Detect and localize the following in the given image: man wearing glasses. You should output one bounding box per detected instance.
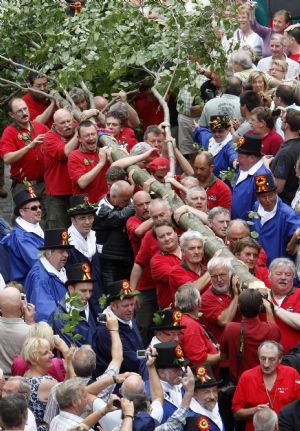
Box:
[0,183,44,285]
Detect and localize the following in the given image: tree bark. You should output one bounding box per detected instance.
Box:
[99,135,266,290]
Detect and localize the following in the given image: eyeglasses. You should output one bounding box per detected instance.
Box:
[13,107,29,115]
[22,205,42,211]
[210,273,228,280]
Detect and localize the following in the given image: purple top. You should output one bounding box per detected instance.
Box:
[250,20,274,57]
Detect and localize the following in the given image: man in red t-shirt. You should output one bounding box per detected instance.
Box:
[174,283,220,366]
[249,107,283,156]
[43,109,78,228]
[0,98,48,223]
[193,151,232,210]
[201,256,239,343]
[105,110,138,153]
[150,220,182,310]
[68,120,110,203]
[22,73,56,128]
[232,341,300,431]
[269,257,300,354]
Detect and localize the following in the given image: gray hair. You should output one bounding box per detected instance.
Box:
[179,230,204,250]
[270,33,285,45]
[72,345,96,377]
[69,87,88,103]
[130,142,152,156]
[56,377,86,410]
[149,198,171,213]
[269,258,295,277]
[186,186,206,199]
[207,207,230,223]
[258,340,283,359]
[227,219,250,235]
[207,256,233,277]
[231,50,253,70]
[253,407,278,431]
[175,283,200,312]
[6,377,31,397]
[110,180,131,197]
[38,249,52,259]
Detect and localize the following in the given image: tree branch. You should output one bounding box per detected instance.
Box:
[80,81,95,109]
[0,77,56,100]
[163,11,181,100]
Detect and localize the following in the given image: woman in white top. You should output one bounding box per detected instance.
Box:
[233,5,263,61]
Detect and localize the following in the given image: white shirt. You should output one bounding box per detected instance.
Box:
[236,159,264,185]
[190,398,223,431]
[26,408,37,431]
[40,256,67,284]
[161,381,183,408]
[16,216,44,239]
[257,55,300,80]
[257,197,278,226]
[50,411,86,431]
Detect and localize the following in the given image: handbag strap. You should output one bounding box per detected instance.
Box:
[236,322,245,381]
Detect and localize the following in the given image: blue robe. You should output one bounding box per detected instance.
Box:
[0,224,44,285]
[48,298,97,347]
[145,380,185,424]
[25,260,67,322]
[92,319,148,380]
[232,164,270,220]
[251,198,300,266]
[66,248,103,316]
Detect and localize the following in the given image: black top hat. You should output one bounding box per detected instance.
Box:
[209,115,230,130]
[68,194,97,216]
[184,416,212,431]
[191,363,222,389]
[65,262,95,286]
[39,228,73,250]
[254,173,276,194]
[236,133,262,157]
[155,342,189,369]
[106,280,140,303]
[13,181,41,216]
[152,308,187,331]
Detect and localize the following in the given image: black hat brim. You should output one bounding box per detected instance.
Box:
[237,148,263,157]
[65,278,95,287]
[68,207,97,216]
[39,244,74,251]
[194,378,223,389]
[14,196,42,216]
[151,325,187,330]
[107,292,141,303]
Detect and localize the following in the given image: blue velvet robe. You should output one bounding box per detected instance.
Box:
[232,164,270,220]
[251,198,300,266]
[66,248,103,316]
[25,260,67,322]
[92,319,148,380]
[49,298,97,347]
[188,411,225,431]
[0,224,44,285]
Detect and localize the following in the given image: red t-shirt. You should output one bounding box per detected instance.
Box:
[126,215,144,257]
[68,148,109,203]
[23,92,54,128]
[289,53,300,64]
[134,90,164,133]
[135,230,159,291]
[151,252,182,309]
[43,129,73,195]
[232,364,300,431]
[169,261,211,294]
[118,127,138,152]
[261,129,283,157]
[201,288,239,343]
[272,289,300,353]
[206,177,232,210]
[0,121,48,181]
[220,316,281,382]
[180,313,219,365]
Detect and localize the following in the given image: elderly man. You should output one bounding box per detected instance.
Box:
[43,108,78,228]
[232,341,300,431]
[150,308,186,347]
[0,287,34,376]
[268,258,300,354]
[49,262,97,346]
[67,194,103,316]
[207,207,231,243]
[1,183,44,285]
[92,280,147,379]
[169,231,210,294]
[2,377,36,431]
[68,120,110,203]
[253,408,278,431]
[25,228,73,322]
[151,221,182,310]
[175,284,220,366]
[193,152,232,211]
[232,133,271,220]
[201,256,239,343]
[187,363,224,431]
[185,186,207,212]
[251,174,300,266]
[94,180,134,289]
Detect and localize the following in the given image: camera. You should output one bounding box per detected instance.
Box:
[136,350,148,359]
[97,313,107,322]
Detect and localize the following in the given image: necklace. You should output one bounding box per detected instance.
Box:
[263,379,277,409]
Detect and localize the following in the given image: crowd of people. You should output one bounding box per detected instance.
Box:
[1,1,300,431]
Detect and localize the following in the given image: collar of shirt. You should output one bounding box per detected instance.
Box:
[236,158,264,185]
[190,398,223,430]
[104,306,132,328]
[257,197,278,226]
[40,256,67,284]
[208,133,232,156]
[161,380,183,407]
[16,216,44,239]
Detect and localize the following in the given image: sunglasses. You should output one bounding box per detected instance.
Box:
[22,205,42,211]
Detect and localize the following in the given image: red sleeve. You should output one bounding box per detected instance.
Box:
[151,254,173,282]
[181,324,210,364]
[201,289,227,323]
[126,216,140,241]
[68,150,85,182]
[44,131,68,161]
[135,231,158,267]
[232,372,249,412]
[220,187,232,210]
[169,266,194,292]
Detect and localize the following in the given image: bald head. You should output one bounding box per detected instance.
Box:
[110,180,133,208]
[121,374,145,399]
[94,96,109,110]
[0,287,22,317]
[53,109,74,138]
[149,198,172,223]
[227,219,250,244]
[133,191,151,220]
